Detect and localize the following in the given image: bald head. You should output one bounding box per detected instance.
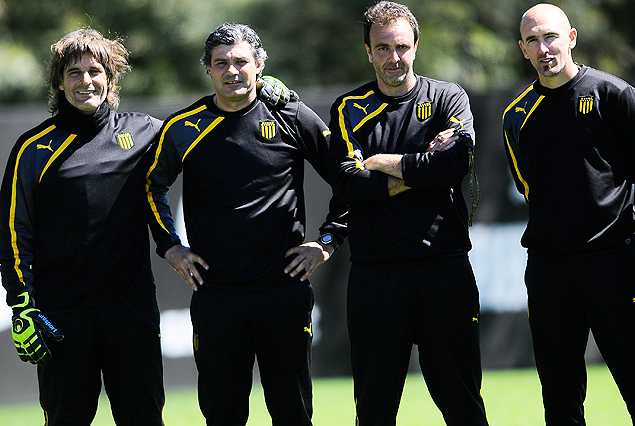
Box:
[518,3,578,88]
[520,3,571,36]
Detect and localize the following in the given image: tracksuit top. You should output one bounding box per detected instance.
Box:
[0,98,162,312]
[328,75,474,268]
[503,66,635,257]
[146,96,347,290]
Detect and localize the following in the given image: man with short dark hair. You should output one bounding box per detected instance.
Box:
[503,3,635,423]
[328,2,487,425]
[146,23,346,426]
[0,27,293,426]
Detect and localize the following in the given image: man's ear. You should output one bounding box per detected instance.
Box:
[365,44,372,63]
[569,27,577,50]
[518,40,530,59]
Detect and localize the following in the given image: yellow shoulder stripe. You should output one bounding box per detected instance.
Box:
[145,105,224,233]
[10,125,61,284]
[504,132,530,200]
[39,134,76,183]
[502,85,544,201]
[337,91,387,169]
[183,116,224,161]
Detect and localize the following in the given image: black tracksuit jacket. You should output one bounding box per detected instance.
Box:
[146,96,347,289]
[328,75,475,268]
[0,102,162,312]
[503,65,635,257]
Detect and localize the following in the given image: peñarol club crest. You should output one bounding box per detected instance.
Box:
[417,102,432,120]
[579,96,594,114]
[260,121,276,139]
[116,133,134,150]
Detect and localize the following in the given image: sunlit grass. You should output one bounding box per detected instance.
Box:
[0,364,629,426]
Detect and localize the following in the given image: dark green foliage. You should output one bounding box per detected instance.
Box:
[1,0,634,104]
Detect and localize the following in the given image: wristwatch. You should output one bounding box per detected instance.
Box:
[318,233,338,251]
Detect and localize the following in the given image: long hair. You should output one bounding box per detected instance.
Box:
[47,28,131,113]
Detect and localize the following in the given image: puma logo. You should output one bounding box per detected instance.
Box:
[36,140,54,152]
[185,119,201,132]
[304,323,313,337]
[472,314,480,323]
[515,102,528,115]
[450,116,465,129]
[353,103,369,115]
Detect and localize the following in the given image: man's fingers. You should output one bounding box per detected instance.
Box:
[429,134,459,152]
[287,258,315,281]
[284,247,301,272]
[299,262,318,281]
[441,141,456,151]
[188,266,205,290]
[165,245,209,290]
[192,253,209,269]
[284,248,313,279]
[183,275,199,291]
[284,242,330,281]
[284,256,306,276]
[180,271,199,291]
[177,263,205,291]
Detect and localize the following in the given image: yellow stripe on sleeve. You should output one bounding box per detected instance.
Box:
[501,86,545,202]
[9,125,57,284]
[145,106,224,233]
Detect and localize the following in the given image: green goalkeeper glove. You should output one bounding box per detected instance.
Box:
[11,292,64,365]
[257,75,299,106]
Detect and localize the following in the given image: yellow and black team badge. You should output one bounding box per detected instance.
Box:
[579,96,594,114]
[260,121,276,139]
[417,102,432,121]
[116,133,134,150]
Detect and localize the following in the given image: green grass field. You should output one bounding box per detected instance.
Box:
[1,364,629,425]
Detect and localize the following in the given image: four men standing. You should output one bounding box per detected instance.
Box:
[2,1,635,425]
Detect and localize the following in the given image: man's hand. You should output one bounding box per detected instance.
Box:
[363,154,411,196]
[165,245,209,291]
[11,292,63,365]
[363,153,404,178]
[428,129,459,152]
[284,241,333,282]
[387,176,411,197]
[257,76,299,106]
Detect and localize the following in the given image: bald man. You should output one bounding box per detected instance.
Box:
[502,4,635,424]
